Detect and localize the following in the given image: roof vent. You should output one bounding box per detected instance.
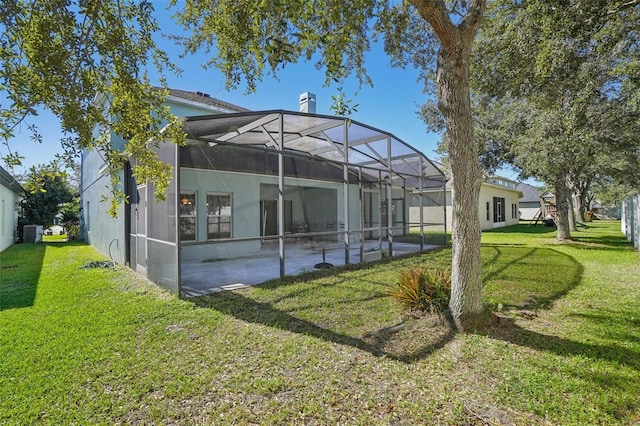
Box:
[196,91,211,98]
[299,92,316,113]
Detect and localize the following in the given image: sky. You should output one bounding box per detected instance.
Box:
[2,2,526,182]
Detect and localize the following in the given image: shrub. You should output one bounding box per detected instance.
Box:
[66,225,80,241]
[388,267,452,313]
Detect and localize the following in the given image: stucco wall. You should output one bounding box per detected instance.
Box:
[0,184,19,252]
[80,146,126,264]
[179,168,366,261]
[519,201,540,221]
[410,182,521,232]
[478,184,521,229]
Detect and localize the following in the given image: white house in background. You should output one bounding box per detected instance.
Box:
[80,89,446,296]
[517,182,544,220]
[0,165,24,252]
[413,175,522,232]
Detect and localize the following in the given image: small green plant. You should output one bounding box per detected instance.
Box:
[388,267,452,313]
[66,224,80,240]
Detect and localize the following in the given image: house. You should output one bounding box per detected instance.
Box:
[0,165,24,252]
[81,90,447,296]
[517,182,543,220]
[413,175,522,232]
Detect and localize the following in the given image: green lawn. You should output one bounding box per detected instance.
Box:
[1,222,638,424]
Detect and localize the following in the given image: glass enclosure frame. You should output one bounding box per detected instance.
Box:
[132,110,446,296]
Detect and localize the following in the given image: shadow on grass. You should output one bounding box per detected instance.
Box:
[483,223,557,235]
[0,243,46,310]
[192,290,456,363]
[486,315,640,372]
[482,245,584,310]
[191,244,587,363]
[191,240,583,363]
[564,232,636,251]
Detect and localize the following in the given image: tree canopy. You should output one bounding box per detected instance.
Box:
[0,0,185,214]
[19,161,75,228]
[470,0,640,237]
[173,0,493,330]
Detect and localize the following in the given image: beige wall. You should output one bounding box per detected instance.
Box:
[0,184,19,252]
[410,182,521,232]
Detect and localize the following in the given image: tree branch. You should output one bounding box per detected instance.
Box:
[459,0,486,40]
[411,0,457,50]
[607,0,640,15]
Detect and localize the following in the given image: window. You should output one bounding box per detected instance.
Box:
[180,192,197,241]
[486,202,490,221]
[493,197,505,223]
[512,203,518,219]
[207,193,232,239]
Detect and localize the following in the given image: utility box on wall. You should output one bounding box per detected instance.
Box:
[23,225,43,243]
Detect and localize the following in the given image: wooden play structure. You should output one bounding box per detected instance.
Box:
[530,194,558,226]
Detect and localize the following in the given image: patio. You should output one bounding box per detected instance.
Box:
[180,239,440,297]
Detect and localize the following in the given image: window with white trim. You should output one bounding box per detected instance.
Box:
[179,192,197,241]
[207,193,232,239]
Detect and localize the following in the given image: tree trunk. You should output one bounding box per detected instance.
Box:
[576,180,591,222]
[437,45,493,331]
[555,172,572,240]
[568,193,577,232]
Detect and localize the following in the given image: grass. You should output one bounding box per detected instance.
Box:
[42,234,69,243]
[0,221,639,424]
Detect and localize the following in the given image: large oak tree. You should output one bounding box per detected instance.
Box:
[174,0,493,330]
[471,0,640,239]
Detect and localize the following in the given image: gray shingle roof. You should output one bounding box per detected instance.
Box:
[517,182,542,202]
[166,88,250,113]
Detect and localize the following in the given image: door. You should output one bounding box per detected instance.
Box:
[260,199,293,236]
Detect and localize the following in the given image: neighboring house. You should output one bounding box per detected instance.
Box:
[81,89,446,296]
[414,175,522,231]
[517,182,543,220]
[0,165,24,252]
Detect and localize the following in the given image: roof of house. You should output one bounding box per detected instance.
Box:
[442,175,522,196]
[166,88,250,113]
[0,165,24,194]
[517,182,543,202]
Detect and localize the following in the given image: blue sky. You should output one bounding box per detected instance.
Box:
[3,3,525,182]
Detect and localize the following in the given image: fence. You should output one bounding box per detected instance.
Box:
[621,195,640,252]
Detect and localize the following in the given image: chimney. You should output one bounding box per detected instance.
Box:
[299,92,316,113]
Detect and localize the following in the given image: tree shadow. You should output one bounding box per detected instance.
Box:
[192,285,456,364]
[0,243,46,310]
[482,246,539,283]
[484,315,640,372]
[191,241,589,364]
[563,232,636,251]
[482,245,584,310]
[483,224,557,235]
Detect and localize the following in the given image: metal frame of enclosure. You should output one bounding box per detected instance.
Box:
[128,111,446,296]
